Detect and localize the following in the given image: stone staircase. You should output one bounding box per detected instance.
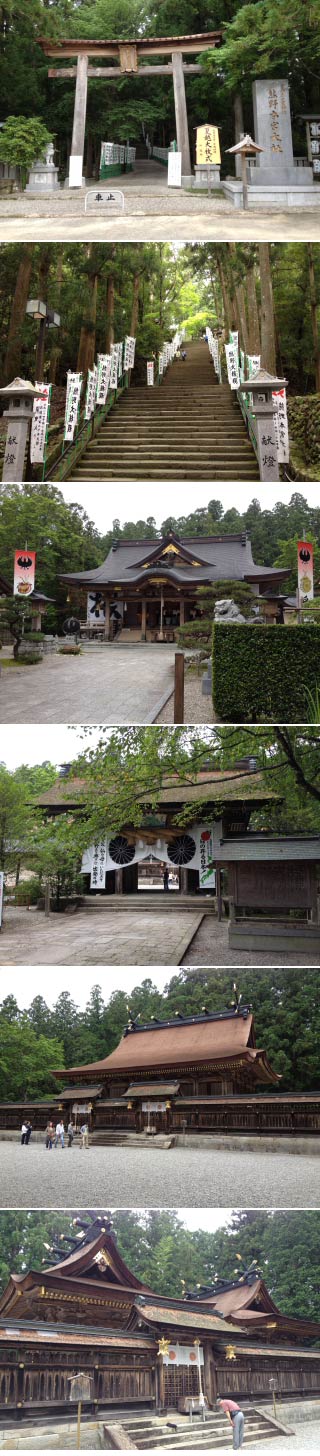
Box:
[71,341,259,481]
[92,1131,175,1149]
[82,894,216,913]
[119,1406,284,1448]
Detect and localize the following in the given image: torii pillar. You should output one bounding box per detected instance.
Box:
[69,53,88,186]
[172,50,192,182]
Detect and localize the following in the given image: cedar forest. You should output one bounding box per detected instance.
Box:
[0,242,319,480]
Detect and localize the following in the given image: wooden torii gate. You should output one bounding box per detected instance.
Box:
[38,32,222,186]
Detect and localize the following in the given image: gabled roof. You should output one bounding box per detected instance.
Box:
[52,1008,280,1086]
[37,766,281,810]
[0,1219,152,1321]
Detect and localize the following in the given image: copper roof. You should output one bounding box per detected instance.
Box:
[54,1010,268,1078]
[136,1302,237,1334]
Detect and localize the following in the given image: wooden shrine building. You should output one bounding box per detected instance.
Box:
[60,530,290,642]
[1,1001,319,1138]
[1,1215,320,1420]
[38,33,222,185]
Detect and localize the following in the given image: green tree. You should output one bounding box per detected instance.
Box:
[0,116,53,189]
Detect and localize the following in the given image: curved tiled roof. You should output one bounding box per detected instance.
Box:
[60,532,289,591]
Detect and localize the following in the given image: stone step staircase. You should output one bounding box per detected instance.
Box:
[92,1130,175,1148]
[82,893,216,913]
[70,341,259,481]
[120,1406,284,1448]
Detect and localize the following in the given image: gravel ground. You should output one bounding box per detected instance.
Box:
[183,917,320,966]
[156,673,215,723]
[1,1142,318,1209]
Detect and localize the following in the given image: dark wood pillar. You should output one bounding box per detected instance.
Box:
[141,597,147,640]
[180,867,188,894]
[179,596,185,626]
[204,1343,217,1406]
[104,598,110,640]
[115,868,123,895]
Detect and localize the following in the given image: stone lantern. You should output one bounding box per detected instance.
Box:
[0,378,46,483]
[238,367,288,481]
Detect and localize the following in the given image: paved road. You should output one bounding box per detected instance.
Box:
[1,1142,317,1209]
[0,906,202,965]
[0,645,174,723]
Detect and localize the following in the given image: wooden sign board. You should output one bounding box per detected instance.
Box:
[196,125,221,165]
[231,861,316,910]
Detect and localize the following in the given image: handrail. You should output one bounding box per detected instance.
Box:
[237,388,259,461]
[44,375,129,482]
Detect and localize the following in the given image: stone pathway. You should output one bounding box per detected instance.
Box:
[0,906,203,965]
[0,645,174,723]
[1,906,316,967]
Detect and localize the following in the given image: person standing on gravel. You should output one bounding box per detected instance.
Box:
[217,1397,245,1449]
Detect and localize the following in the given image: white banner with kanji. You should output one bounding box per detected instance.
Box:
[225,343,240,390]
[96,354,112,405]
[272,389,289,463]
[64,372,82,442]
[147,361,154,386]
[30,384,51,464]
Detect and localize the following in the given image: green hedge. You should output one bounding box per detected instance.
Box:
[212,624,320,722]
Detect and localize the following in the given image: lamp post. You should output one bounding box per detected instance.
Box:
[26,298,60,380]
[0,378,46,482]
[226,134,263,210]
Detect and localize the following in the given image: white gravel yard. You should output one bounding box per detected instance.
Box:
[0,1142,317,1210]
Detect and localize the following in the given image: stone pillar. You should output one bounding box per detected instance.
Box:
[0,389,35,483]
[252,78,313,187]
[104,598,110,640]
[141,597,147,640]
[253,399,280,481]
[179,596,185,626]
[171,51,192,182]
[69,53,88,186]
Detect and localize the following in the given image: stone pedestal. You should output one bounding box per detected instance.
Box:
[26,144,60,194]
[252,79,313,187]
[193,163,221,189]
[222,178,320,209]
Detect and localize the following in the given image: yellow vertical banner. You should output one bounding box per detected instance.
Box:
[196,125,221,164]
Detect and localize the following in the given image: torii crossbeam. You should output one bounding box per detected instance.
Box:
[38,32,222,185]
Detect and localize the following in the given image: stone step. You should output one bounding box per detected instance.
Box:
[74,467,259,480]
[82,894,215,912]
[123,1411,281,1449]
